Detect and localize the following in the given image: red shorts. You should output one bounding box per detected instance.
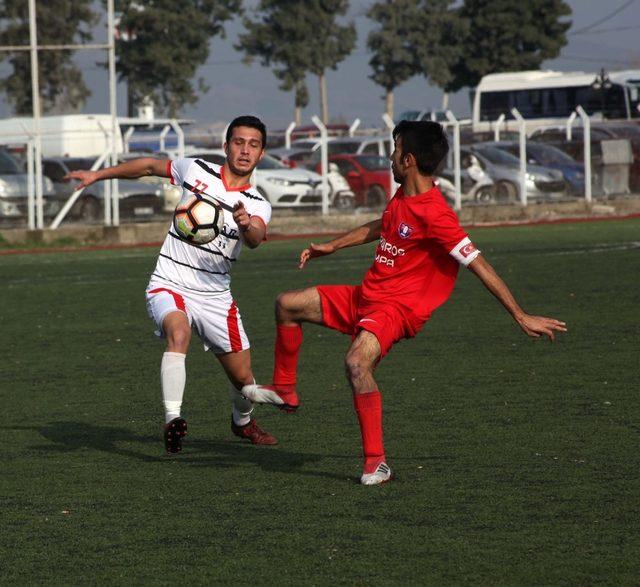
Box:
[317,285,426,358]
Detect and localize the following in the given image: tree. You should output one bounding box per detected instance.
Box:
[0,0,97,115]
[113,0,241,117]
[446,0,572,93]
[307,0,356,124]
[367,0,423,118]
[236,0,311,126]
[238,0,356,125]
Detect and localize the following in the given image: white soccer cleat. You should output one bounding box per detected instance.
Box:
[360,462,393,486]
[240,383,285,406]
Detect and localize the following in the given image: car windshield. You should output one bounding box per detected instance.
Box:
[528,144,576,165]
[475,146,520,166]
[0,149,21,174]
[64,158,96,171]
[257,154,287,170]
[356,155,389,170]
[329,141,361,155]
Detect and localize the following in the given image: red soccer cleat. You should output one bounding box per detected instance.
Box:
[240,383,300,413]
[231,418,278,445]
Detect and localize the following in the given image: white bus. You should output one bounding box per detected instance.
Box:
[472,69,640,133]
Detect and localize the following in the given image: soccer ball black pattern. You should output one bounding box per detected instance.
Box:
[173,194,224,245]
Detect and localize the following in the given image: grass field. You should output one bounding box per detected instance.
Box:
[1,218,639,584]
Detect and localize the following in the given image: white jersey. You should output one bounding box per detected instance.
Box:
[150,158,272,294]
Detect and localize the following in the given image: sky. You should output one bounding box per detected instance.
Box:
[1,0,639,131]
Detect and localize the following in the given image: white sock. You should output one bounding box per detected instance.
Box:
[161,352,186,424]
[229,382,253,427]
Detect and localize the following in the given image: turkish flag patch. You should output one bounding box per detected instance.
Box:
[460,242,477,257]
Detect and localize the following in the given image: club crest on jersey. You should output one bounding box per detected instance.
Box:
[397,222,413,238]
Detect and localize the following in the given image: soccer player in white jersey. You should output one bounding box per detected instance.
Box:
[65,116,278,453]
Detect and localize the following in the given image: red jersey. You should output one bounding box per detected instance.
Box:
[360,185,470,325]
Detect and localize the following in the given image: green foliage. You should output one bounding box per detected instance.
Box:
[114,0,241,117]
[446,0,572,92]
[0,0,97,115]
[367,0,422,92]
[237,0,356,110]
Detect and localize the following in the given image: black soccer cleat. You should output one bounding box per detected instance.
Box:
[164,417,188,454]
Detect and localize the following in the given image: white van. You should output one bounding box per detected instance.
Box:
[0,114,124,158]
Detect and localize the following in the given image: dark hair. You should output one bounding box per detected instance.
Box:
[226,115,267,148]
[392,120,449,175]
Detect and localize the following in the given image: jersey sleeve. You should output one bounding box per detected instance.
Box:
[168,158,195,186]
[425,201,481,266]
[247,196,272,227]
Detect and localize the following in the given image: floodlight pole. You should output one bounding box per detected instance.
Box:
[311,115,329,215]
[107,0,119,226]
[511,108,527,206]
[382,113,398,200]
[284,121,296,149]
[576,106,592,203]
[28,0,44,229]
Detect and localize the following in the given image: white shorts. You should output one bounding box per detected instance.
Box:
[145,281,250,354]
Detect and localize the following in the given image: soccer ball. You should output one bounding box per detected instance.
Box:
[173,194,224,244]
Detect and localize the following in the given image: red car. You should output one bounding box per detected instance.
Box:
[321,154,393,208]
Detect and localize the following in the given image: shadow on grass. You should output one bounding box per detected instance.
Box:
[13,421,355,481]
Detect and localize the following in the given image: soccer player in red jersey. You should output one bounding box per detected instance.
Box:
[242,121,567,485]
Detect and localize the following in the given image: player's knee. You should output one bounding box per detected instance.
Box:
[344,352,372,383]
[275,291,296,320]
[166,325,191,352]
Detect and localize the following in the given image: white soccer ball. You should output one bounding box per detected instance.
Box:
[173,194,224,245]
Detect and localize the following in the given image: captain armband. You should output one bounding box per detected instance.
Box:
[449,237,481,267]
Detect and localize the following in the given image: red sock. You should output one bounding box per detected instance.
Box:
[272,323,302,387]
[353,391,385,473]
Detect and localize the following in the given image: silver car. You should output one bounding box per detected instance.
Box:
[0,148,58,220]
[464,143,567,202]
[43,157,164,221]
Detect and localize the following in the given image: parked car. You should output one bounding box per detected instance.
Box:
[43,157,164,221]
[186,149,325,208]
[270,149,355,209]
[530,125,638,194]
[329,154,392,208]
[396,109,450,123]
[491,141,585,196]
[118,152,183,213]
[460,143,567,202]
[0,148,58,220]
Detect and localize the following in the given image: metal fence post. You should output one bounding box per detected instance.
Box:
[576,106,592,203]
[566,111,577,141]
[381,113,398,200]
[284,121,296,149]
[445,110,462,211]
[348,118,361,137]
[311,115,329,215]
[494,113,505,142]
[510,108,527,206]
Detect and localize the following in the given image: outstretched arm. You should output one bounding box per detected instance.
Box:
[468,254,567,341]
[299,218,382,269]
[64,158,171,189]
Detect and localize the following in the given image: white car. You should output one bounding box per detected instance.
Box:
[269,148,355,209]
[185,149,326,208]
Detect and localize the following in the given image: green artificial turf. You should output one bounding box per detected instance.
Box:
[1,219,639,584]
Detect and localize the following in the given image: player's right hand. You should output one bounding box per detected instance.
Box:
[64,170,101,189]
[299,242,335,269]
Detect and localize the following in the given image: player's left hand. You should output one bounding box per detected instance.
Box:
[233,201,251,231]
[517,314,567,341]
